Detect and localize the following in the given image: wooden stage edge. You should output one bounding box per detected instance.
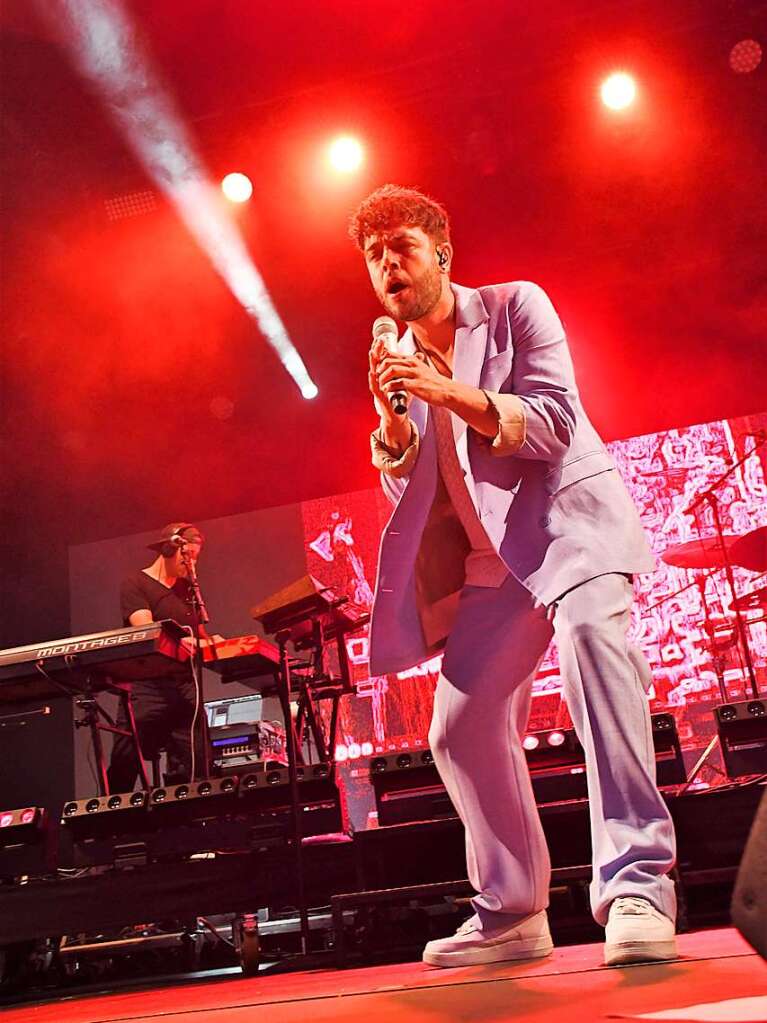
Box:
[5,926,766,1023]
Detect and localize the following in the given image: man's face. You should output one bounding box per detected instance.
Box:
[363,225,444,322]
[172,542,202,578]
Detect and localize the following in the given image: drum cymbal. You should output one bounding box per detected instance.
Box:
[730,525,767,573]
[662,525,767,571]
[731,586,767,613]
[661,536,738,569]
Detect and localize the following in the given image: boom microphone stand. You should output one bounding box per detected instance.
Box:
[181,548,211,780]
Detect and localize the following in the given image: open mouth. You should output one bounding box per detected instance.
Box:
[387,281,408,296]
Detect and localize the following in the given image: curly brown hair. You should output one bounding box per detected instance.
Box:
[349,184,450,251]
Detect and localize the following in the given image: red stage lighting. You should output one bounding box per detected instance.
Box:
[328,136,364,173]
[547,730,567,747]
[600,72,637,110]
[221,172,253,203]
[523,735,540,751]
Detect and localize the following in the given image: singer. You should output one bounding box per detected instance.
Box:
[107,522,214,791]
[350,185,677,968]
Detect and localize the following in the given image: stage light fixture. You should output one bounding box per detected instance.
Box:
[221,172,253,203]
[0,807,43,830]
[600,72,637,110]
[62,791,148,820]
[328,135,364,173]
[524,728,583,771]
[0,807,49,880]
[104,189,157,221]
[729,39,762,74]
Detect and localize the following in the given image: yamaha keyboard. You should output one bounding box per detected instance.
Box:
[0,620,190,702]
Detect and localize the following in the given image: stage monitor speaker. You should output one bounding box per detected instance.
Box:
[714,700,767,778]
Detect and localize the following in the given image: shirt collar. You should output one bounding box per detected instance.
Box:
[451,282,490,330]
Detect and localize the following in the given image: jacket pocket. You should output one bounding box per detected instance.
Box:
[544,449,616,494]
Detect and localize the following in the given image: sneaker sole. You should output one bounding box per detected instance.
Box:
[423,936,554,968]
[604,939,678,966]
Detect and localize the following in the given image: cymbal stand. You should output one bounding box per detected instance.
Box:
[642,576,701,615]
[685,431,767,700]
[705,493,759,699]
[693,575,730,703]
[681,433,766,786]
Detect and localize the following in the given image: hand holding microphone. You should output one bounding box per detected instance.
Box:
[372,316,409,416]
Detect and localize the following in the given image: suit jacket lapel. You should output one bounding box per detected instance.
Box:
[398,284,489,464]
[450,284,490,468]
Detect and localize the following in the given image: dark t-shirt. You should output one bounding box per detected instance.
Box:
[120,569,197,628]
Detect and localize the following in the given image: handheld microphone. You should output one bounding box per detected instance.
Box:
[372,315,409,416]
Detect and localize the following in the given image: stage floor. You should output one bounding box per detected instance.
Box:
[5,927,766,1023]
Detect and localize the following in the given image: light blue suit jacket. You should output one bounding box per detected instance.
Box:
[369,281,655,676]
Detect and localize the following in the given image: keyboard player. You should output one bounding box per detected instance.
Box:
[107,522,220,791]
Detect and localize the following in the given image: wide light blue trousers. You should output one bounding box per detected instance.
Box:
[428,572,677,928]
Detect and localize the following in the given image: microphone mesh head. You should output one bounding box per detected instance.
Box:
[372,316,398,340]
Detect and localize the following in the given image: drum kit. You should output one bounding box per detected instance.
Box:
[640,433,767,788]
[660,521,766,703]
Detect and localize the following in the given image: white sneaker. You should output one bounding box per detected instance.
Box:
[422,910,554,968]
[604,896,678,966]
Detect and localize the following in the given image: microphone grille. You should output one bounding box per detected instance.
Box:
[372,316,398,340]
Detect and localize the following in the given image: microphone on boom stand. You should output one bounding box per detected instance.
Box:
[181,547,210,625]
[180,545,211,778]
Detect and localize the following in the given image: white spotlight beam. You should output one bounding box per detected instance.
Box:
[39,0,318,399]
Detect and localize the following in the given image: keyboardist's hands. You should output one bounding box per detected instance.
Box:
[180,634,226,655]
